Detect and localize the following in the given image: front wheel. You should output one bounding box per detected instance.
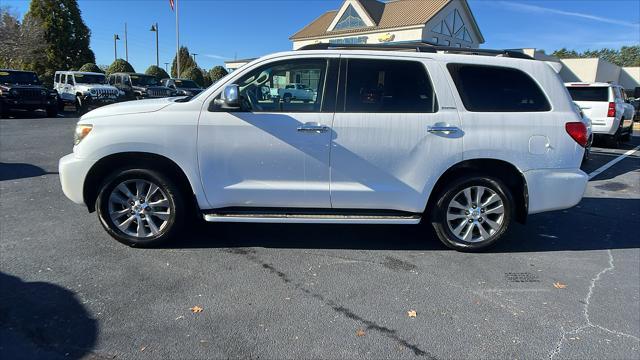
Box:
[46,105,58,118]
[431,176,513,252]
[96,169,186,247]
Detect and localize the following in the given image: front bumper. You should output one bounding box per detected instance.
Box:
[59,153,96,206]
[1,97,56,110]
[524,168,588,214]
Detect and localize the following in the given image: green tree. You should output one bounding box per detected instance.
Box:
[620,46,640,67]
[552,48,581,59]
[0,7,46,70]
[203,71,213,87]
[23,0,95,80]
[171,46,197,78]
[106,59,134,75]
[208,65,229,84]
[552,46,640,67]
[145,65,169,81]
[78,62,103,73]
[181,66,204,87]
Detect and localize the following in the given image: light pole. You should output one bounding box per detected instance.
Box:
[124,23,129,62]
[192,53,198,63]
[113,34,120,61]
[150,23,159,67]
[164,62,169,72]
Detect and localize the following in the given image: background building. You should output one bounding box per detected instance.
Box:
[290,0,484,50]
[521,49,640,95]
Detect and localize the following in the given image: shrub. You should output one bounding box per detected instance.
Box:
[181,66,204,87]
[106,59,134,75]
[78,63,103,73]
[209,66,228,84]
[145,65,169,81]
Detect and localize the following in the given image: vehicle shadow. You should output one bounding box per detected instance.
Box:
[0,162,58,181]
[0,272,98,360]
[168,197,639,253]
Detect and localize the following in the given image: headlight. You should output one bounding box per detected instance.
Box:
[74,124,93,145]
[41,89,47,96]
[10,89,18,96]
[89,89,97,95]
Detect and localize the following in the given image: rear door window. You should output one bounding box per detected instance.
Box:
[566,87,609,102]
[447,64,550,112]
[341,59,438,113]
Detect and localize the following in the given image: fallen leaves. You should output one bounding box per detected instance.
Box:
[356,329,366,337]
[407,310,417,318]
[553,282,567,289]
[190,305,204,313]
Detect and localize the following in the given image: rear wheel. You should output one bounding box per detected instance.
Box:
[621,119,632,142]
[431,176,513,252]
[96,168,186,247]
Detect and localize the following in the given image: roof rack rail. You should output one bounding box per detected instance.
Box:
[297,42,534,60]
[297,42,437,53]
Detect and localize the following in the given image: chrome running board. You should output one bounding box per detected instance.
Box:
[202,211,421,224]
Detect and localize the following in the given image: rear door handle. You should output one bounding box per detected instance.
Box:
[297,122,329,133]
[427,126,459,134]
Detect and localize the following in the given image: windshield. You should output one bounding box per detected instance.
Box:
[0,71,41,85]
[567,87,609,102]
[174,79,199,89]
[74,74,105,84]
[130,75,159,86]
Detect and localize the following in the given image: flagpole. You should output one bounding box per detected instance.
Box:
[175,0,180,78]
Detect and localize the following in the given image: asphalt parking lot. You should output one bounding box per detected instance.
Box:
[1,113,639,360]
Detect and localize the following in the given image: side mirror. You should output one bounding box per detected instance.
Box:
[213,84,240,110]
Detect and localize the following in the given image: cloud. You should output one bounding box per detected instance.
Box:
[498,1,639,28]
[201,54,230,60]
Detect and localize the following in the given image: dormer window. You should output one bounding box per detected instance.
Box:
[334,5,366,30]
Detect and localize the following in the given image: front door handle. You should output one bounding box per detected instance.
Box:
[297,122,329,133]
[427,125,459,134]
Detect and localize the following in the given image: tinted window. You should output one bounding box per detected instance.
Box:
[234,59,327,113]
[447,64,550,112]
[567,87,609,102]
[343,59,438,113]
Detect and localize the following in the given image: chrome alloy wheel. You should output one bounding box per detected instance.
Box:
[446,186,505,243]
[107,179,171,238]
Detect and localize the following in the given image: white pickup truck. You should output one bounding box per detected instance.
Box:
[565,82,634,147]
[277,83,315,103]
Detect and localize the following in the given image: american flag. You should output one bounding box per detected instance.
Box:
[169,0,175,11]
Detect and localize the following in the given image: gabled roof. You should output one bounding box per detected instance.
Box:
[290,0,451,40]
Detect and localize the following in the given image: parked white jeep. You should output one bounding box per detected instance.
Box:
[54,71,122,114]
[565,82,635,147]
[59,44,589,251]
[277,83,315,102]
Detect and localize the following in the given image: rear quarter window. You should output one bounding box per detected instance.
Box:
[447,64,551,112]
[566,87,609,102]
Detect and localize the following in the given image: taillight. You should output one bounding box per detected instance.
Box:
[565,122,587,147]
[607,102,616,117]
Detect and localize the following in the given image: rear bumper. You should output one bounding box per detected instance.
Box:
[591,117,619,135]
[524,168,588,214]
[59,153,95,206]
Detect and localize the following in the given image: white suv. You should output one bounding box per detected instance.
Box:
[59,44,589,251]
[565,82,635,147]
[54,71,122,114]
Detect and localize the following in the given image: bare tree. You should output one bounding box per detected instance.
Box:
[0,7,45,69]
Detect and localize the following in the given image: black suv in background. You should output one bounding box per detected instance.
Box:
[0,69,58,118]
[161,78,204,96]
[107,73,177,100]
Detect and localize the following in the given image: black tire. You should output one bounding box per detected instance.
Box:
[283,93,292,103]
[621,119,632,142]
[46,105,58,118]
[96,168,186,247]
[0,103,7,119]
[75,96,87,116]
[431,175,513,252]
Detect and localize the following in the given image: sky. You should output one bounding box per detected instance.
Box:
[3,0,639,72]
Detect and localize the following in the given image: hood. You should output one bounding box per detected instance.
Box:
[133,85,170,91]
[80,97,174,120]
